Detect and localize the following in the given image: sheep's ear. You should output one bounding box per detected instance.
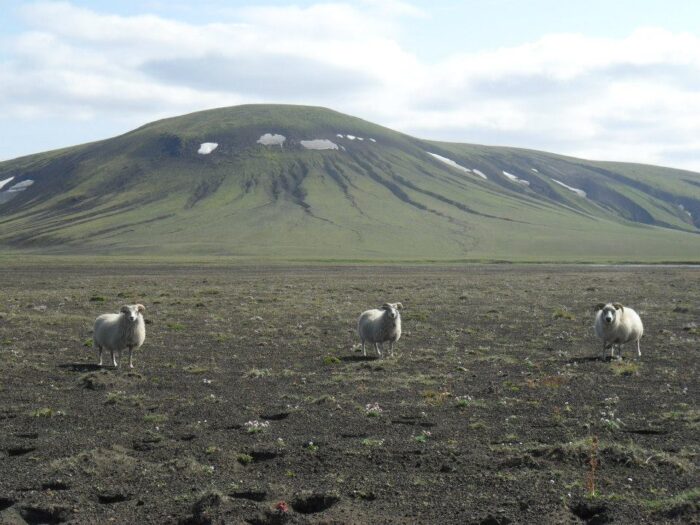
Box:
[394,302,403,310]
[613,302,624,311]
[120,305,130,313]
[594,303,605,311]
[381,303,392,310]
[136,304,145,313]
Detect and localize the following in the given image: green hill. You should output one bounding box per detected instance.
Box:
[0,104,699,262]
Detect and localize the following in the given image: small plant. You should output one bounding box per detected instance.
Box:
[364,402,383,417]
[600,409,624,431]
[89,296,106,302]
[244,420,270,433]
[31,407,58,417]
[285,470,296,478]
[83,338,94,348]
[183,365,208,374]
[205,446,221,455]
[421,390,451,405]
[167,322,185,331]
[143,413,168,424]
[413,430,432,443]
[610,361,640,376]
[323,355,341,365]
[553,309,575,320]
[275,501,289,514]
[455,395,486,409]
[304,441,319,452]
[585,436,599,497]
[245,368,272,379]
[361,438,385,447]
[237,453,254,465]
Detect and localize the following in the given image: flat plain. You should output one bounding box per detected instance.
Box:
[0,264,698,524]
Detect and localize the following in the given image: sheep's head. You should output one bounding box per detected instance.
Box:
[381,302,402,320]
[120,304,145,322]
[596,302,622,325]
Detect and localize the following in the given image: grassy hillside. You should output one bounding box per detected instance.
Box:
[0,104,699,262]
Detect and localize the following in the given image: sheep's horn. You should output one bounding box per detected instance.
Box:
[594,303,605,311]
[612,302,624,311]
[394,302,403,310]
[136,304,145,313]
[381,303,392,310]
[120,305,130,313]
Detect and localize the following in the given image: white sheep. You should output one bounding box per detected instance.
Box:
[594,302,643,359]
[93,304,146,368]
[358,302,403,358]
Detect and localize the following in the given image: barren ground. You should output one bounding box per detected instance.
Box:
[0,265,698,524]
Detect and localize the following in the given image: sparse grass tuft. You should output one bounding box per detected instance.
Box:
[610,361,640,376]
[143,413,168,424]
[183,365,208,374]
[553,309,575,320]
[323,355,341,365]
[237,453,254,465]
[245,368,272,379]
[421,390,451,405]
[642,487,700,512]
[31,407,59,417]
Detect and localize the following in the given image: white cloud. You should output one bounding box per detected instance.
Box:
[2,2,699,171]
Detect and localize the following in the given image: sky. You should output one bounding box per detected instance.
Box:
[1,0,700,171]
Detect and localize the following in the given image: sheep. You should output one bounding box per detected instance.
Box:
[594,302,643,360]
[93,304,146,368]
[358,302,403,358]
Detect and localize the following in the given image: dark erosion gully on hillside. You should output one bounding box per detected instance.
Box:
[0,104,699,261]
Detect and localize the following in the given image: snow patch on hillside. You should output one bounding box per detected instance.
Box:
[369,138,376,143]
[301,139,338,150]
[552,179,586,197]
[0,176,14,190]
[531,168,539,173]
[472,169,487,180]
[503,171,530,186]
[427,152,471,173]
[7,179,34,192]
[257,133,286,147]
[198,142,218,154]
[346,135,356,140]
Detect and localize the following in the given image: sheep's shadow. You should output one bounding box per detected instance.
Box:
[58,363,103,372]
[567,355,614,364]
[340,355,378,363]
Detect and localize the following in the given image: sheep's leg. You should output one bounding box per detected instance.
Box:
[617,344,624,360]
[112,349,118,368]
[637,340,641,357]
[362,340,366,357]
[128,346,134,369]
[97,346,103,366]
[375,342,382,357]
[389,341,394,357]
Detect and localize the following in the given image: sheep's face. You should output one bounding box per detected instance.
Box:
[382,303,401,320]
[598,303,622,325]
[120,304,145,322]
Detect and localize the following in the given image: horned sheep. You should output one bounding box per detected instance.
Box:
[93,304,146,368]
[594,302,643,359]
[358,302,403,358]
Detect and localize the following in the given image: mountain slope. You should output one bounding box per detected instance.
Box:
[0,104,699,261]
